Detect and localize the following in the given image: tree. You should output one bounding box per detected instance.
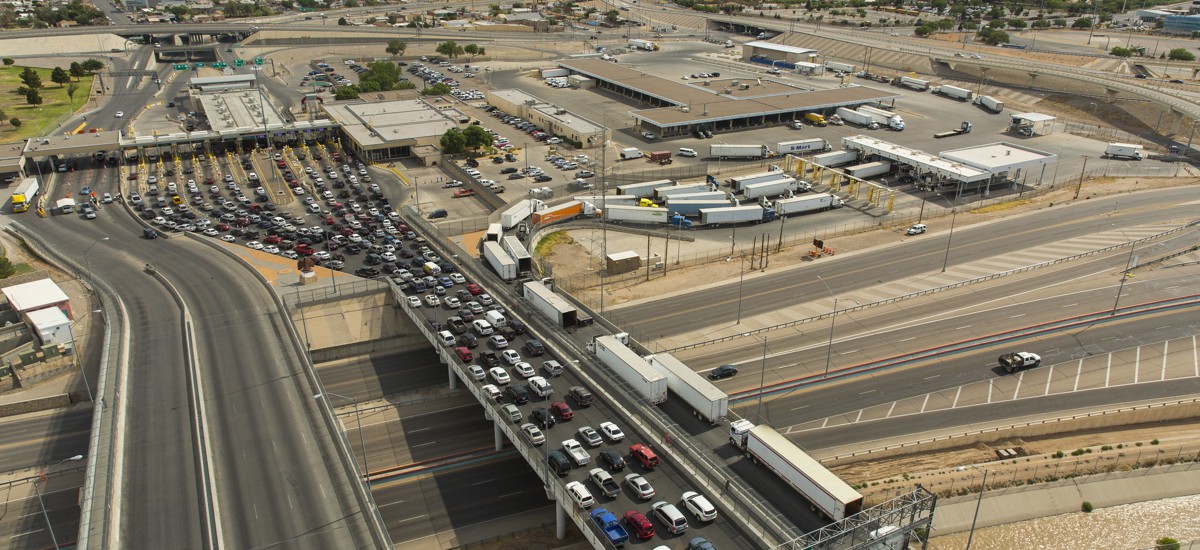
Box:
[81,58,104,72]
[67,83,80,108]
[440,128,467,154]
[463,125,491,150]
[436,40,464,60]
[1052,18,1067,27]
[20,67,43,90]
[914,24,936,37]
[338,16,348,25]
[0,108,5,121]
[1110,46,1135,57]
[1156,538,1180,550]
[1007,18,1027,29]
[386,39,407,57]
[0,256,15,279]
[976,27,1009,45]
[464,44,480,60]
[70,61,86,79]
[51,66,71,87]
[25,88,43,105]
[605,9,619,23]
[1168,48,1196,61]
[9,117,20,128]
[424,82,452,95]
[334,86,360,100]
[1,58,13,66]
[1033,19,1051,28]
[1072,17,1092,28]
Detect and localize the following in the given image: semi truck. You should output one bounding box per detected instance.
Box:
[775,138,831,155]
[773,193,843,216]
[531,200,599,225]
[664,191,728,202]
[742,177,798,199]
[825,61,855,73]
[500,199,545,229]
[974,94,1004,113]
[932,84,973,101]
[574,194,639,207]
[485,223,503,242]
[11,177,39,213]
[812,149,859,167]
[652,182,712,202]
[627,38,659,51]
[523,280,579,328]
[619,147,643,160]
[699,205,776,225]
[501,235,533,274]
[644,353,728,423]
[483,241,518,280]
[845,161,893,179]
[1103,143,1144,161]
[729,169,786,191]
[709,144,770,160]
[665,197,735,217]
[998,351,1041,373]
[729,420,864,521]
[803,113,828,127]
[934,121,973,139]
[895,75,929,91]
[588,334,668,404]
[617,179,675,197]
[835,107,881,130]
[856,105,904,131]
[605,204,671,223]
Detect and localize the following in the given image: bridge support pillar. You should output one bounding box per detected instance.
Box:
[448,364,458,390]
[1105,87,1119,104]
[494,422,503,452]
[556,502,567,539]
[1170,109,1184,135]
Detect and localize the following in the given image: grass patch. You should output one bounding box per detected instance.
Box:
[973,199,1030,214]
[0,66,94,142]
[534,230,571,257]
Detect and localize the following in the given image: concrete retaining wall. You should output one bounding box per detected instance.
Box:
[310,335,425,363]
[0,394,71,418]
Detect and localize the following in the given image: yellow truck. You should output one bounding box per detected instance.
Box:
[803,113,828,127]
[11,177,39,213]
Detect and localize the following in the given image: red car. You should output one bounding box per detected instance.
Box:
[622,510,655,540]
[452,189,475,198]
[215,223,231,231]
[263,235,282,244]
[233,217,251,227]
[323,215,336,225]
[629,444,660,470]
[466,283,483,295]
[551,401,573,421]
[454,346,473,362]
[294,244,315,255]
[127,173,139,180]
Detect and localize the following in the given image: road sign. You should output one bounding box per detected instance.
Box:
[234,59,244,67]
[174,64,188,70]
[254,58,264,65]
[194,62,203,70]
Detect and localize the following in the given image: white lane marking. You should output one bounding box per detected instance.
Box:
[1105,354,1113,387]
[886,401,896,418]
[919,393,930,413]
[952,386,962,408]
[1074,359,1082,392]
[1044,365,1053,396]
[1013,372,1024,400]
[1134,347,1141,384]
[1162,341,1169,381]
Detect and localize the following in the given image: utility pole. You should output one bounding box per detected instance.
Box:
[1074,156,1090,199]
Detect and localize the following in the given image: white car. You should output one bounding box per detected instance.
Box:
[564,481,594,508]
[576,425,602,447]
[599,422,625,442]
[263,245,281,254]
[520,423,545,446]
[477,294,494,306]
[513,362,536,378]
[681,491,718,522]
[625,473,655,500]
[203,228,220,237]
[468,365,486,381]
[482,383,502,401]
[245,241,264,250]
[114,111,124,118]
[489,335,509,349]
[488,367,511,385]
[407,296,422,308]
[424,294,441,307]
[449,273,466,284]
[501,349,521,365]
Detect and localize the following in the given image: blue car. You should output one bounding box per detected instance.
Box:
[438,276,455,288]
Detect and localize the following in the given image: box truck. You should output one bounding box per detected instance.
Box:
[1103,143,1144,160]
[709,144,770,160]
[644,353,728,423]
[856,105,904,130]
[500,199,545,229]
[699,205,776,225]
[932,85,973,101]
[803,113,828,127]
[483,241,518,280]
[730,420,864,521]
[974,94,1004,113]
[523,280,579,328]
[775,138,831,155]
[773,193,843,216]
[619,147,643,160]
[617,179,674,197]
[729,169,786,191]
[835,107,881,130]
[605,204,671,223]
[742,177,797,199]
[845,161,893,179]
[812,150,859,167]
[589,334,668,404]
[501,235,532,274]
[648,151,672,163]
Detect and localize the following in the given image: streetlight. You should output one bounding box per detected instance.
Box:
[82,237,110,289]
[314,392,369,482]
[934,195,958,273]
[1111,225,1136,315]
[35,454,85,550]
[816,276,841,379]
[736,254,746,324]
[68,309,101,404]
[963,465,989,550]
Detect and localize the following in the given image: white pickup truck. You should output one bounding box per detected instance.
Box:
[562,439,590,466]
[998,352,1041,373]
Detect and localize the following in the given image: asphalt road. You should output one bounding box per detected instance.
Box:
[316,348,444,403]
[613,187,1200,342]
[0,409,92,475]
[23,190,374,546]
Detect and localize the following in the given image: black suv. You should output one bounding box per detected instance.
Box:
[506,384,530,404]
[523,339,545,356]
[547,450,571,476]
[568,386,594,407]
[509,319,526,335]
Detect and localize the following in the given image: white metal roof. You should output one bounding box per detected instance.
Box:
[26,306,69,329]
[607,250,640,261]
[940,142,1058,174]
[1010,112,1057,123]
[744,41,817,55]
[842,135,991,182]
[2,278,69,312]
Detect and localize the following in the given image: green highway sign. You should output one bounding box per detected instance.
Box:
[234,59,245,67]
[254,58,264,66]
[194,62,203,69]
[174,64,188,70]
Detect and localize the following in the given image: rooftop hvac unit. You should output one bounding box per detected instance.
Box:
[681,107,690,112]
[723,88,732,94]
[731,80,739,86]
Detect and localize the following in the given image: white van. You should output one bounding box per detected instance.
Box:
[423,261,442,276]
[485,310,507,328]
[678,147,698,157]
[472,319,494,336]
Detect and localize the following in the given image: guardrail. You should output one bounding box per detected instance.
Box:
[666,219,1199,353]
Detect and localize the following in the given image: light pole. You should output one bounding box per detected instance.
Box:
[934,195,958,273]
[35,454,84,550]
[1111,225,1136,315]
[82,237,110,289]
[964,465,989,549]
[68,309,101,403]
[736,254,746,324]
[817,276,838,378]
[315,392,369,481]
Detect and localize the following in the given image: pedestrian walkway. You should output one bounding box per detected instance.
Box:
[645,222,1181,350]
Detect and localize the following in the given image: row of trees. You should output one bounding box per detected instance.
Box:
[4,58,103,107]
[332,61,417,100]
[439,125,493,155]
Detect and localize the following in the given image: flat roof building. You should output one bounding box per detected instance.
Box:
[322,98,458,162]
[2,278,73,320]
[487,89,608,147]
